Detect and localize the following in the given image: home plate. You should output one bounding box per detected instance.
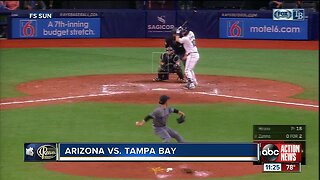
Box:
[152,88,169,91]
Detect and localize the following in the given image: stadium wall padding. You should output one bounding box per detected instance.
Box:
[1,9,318,40]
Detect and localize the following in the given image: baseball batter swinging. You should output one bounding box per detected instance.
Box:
[136,95,185,143]
[175,27,200,89]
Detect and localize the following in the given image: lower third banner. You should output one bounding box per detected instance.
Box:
[24,143,259,162]
[24,143,261,161]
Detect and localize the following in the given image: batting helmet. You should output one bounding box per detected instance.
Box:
[181,27,189,36]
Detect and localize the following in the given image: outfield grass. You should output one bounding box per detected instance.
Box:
[0,103,318,180]
[0,48,318,100]
[0,47,318,180]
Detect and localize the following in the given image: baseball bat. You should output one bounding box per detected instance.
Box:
[180,9,197,28]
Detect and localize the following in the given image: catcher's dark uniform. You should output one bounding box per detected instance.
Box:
[155,51,184,81]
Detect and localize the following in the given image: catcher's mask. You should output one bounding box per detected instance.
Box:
[159,95,170,105]
[166,47,174,54]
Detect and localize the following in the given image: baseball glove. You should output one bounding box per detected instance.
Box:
[176,115,186,124]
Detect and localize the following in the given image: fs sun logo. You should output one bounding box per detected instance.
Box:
[227,20,243,37]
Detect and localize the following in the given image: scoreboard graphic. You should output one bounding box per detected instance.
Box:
[253,125,306,173]
[273,9,305,21]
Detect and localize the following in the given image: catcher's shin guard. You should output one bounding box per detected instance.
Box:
[158,72,169,81]
[173,65,184,80]
[158,65,169,80]
[176,69,184,80]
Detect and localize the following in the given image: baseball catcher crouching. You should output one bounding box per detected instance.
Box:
[153,47,186,82]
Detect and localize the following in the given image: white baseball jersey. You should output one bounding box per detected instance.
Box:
[177,31,198,54]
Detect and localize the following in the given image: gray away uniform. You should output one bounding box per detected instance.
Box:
[145,106,185,143]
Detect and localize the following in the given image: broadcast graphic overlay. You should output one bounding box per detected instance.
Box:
[24,125,306,174]
[24,143,57,162]
[24,143,259,162]
[253,125,305,173]
[273,9,305,21]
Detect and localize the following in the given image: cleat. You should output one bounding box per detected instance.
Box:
[183,83,195,90]
[188,83,196,89]
[153,78,162,82]
[177,78,188,83]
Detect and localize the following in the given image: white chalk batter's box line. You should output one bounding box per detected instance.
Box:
[101,84,147,93]
[0,91,318,108]
[151,52,164,73]
[0,92,128,105]
[190,92,318,108]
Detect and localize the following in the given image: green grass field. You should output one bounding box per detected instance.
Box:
[0,47,319,180]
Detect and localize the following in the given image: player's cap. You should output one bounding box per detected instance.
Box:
[171,27,177,34]
[159,95,170,104]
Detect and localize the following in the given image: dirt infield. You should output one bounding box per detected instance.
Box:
[44,162,261,179]
[0,38,318,50]
[0,74,317,110]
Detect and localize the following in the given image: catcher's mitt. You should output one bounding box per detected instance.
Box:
[176,115,186,124]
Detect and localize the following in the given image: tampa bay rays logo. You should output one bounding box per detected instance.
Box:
[227,20,243,37]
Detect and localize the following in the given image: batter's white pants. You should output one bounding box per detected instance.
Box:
[185,53,199,85]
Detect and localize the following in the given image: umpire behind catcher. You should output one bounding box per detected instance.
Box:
[165,28,186,65]
[136,95,186,143]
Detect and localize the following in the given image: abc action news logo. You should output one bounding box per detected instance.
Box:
[261,144,302,163]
